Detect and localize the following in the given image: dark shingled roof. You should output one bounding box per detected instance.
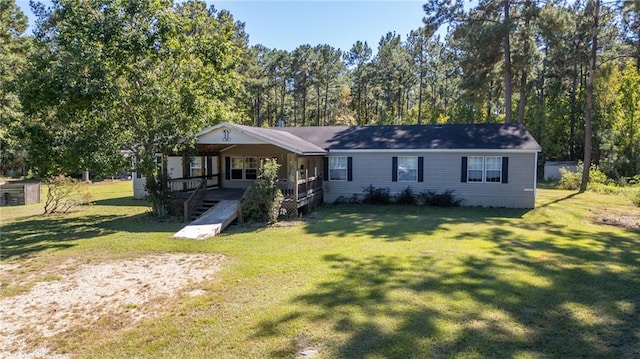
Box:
[273,123,541,151]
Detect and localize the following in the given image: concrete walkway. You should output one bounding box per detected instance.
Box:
[172,200,241,240]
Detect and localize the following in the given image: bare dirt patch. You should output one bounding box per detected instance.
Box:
[270,212,324,228]
[0,253,225,359]
[591,208,640,231]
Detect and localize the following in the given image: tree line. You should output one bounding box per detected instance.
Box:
[234,0,640,185]
[0,0,638,214]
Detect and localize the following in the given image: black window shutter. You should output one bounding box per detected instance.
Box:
[225,157,231,181]
[323,157,329,181]
[418,157,424,182]
[461,157,468,183]
[392,157,398,182]
[502,157,509,183]
[347,157,353,181]
[206,156,213,177]
[183,157,190,178]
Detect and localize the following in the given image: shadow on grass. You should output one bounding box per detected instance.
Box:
[257,205,640,358]
[1,213,178,260]
[93,197,150,207]
[305,204,530,241]
[536,191,580,208]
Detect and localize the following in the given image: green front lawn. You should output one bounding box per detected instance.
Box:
[1,181,639,358]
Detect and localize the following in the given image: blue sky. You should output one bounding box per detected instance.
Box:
[17,1,428,53]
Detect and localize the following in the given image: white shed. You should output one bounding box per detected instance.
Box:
[544,161,578,181]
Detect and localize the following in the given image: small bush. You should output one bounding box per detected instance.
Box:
[558,168,581,190]
[44,175,93,214]
[419,190,461,207]
[362,185,391,205]
[242,159,284,223]
[558,162,610,190]
[632,192,640,207]
[334,194,360,204]
[396,186,416,205]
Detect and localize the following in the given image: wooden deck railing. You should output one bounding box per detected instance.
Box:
[183,179,207,223]
[278,170,323,202]
[297,175,322,201]
[169,174,219,193]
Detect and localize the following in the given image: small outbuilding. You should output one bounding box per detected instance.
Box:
[544,161,579,181]
[0,181,41,206]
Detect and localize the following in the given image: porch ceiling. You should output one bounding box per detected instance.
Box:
[195,144,232,155]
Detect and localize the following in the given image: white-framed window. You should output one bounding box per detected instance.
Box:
[398,156,418,182]
[245,157,258,180]
[231,156,243,180]
[329,156,347,181]
[467,156,484,182]
[190,157,203,177]
[485,156,502,183]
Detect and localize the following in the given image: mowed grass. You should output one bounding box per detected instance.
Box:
[1,181,639,358]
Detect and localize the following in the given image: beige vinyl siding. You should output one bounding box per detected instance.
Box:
[323,151,537,208]
[133,155,183,199]
[167,156,183,179]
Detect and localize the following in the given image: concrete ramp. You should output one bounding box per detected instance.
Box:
[173,200,241,239]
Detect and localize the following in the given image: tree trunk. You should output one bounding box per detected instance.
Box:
[517,9,531,125]
[256,95,262,127]
[316,86,321,126]
[503,0,513,123]
[418,71,424,125]
[580,0,599,192]
[517,70,527,124]
[301,90,307,126]
[364,83,369,124]
[324,80,330,126]
[569,62,578,159]
[280,79,286,122]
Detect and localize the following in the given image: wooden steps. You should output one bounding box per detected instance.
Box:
[191,199,218,220]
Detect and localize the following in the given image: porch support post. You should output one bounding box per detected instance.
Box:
[305,168,309,198]
[294,161,299,203]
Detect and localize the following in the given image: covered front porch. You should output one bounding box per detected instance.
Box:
[167,144,324,221]
[134,122,327,222]
[168,156,323,222]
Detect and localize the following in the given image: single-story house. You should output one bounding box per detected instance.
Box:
[133,122,541,211]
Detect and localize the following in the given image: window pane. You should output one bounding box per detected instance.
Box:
[329,157,347,181]
[245,157,258,169]
[231,157,243,180]
[190,157,202,177]
[245,170,257,180]
[468,157,483,182]
[231,157,243,169]
[398,156,417,182]
[485,156,502,182]
[244,157,258,180]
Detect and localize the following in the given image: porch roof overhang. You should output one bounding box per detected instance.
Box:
[195,144,234,155]
[196,122,328,156]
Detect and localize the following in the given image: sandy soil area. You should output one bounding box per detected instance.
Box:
[591,208,640,231]
[0,253,225,359]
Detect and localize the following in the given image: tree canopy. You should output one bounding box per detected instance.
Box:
[3,0,639,206]
[22,0,245,214]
